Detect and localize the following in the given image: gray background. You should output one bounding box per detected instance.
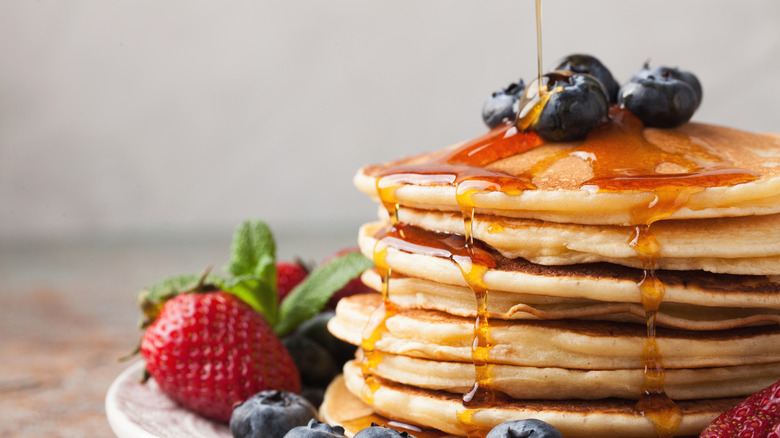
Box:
[2,0,779,258]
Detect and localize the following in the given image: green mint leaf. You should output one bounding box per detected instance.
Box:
[218,275,278,326]
[275,252,373,336]
[225,219,277,288]
[222,219,278,321]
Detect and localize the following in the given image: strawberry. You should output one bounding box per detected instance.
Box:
[132,220,373,423]
[700,378,780,438]
[277,261,309,303]
[141,291,300,422]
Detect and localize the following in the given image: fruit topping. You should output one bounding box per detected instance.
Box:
[282,331,340,388]
[485,419,564,438]
[296,311,356,367]
[141,291,301,423]
[630,63,703,108]
[700,378,780,438]
[283,419,347,438]
[618,63,701,128]
[131,219,373,422]
[482,79,527,129]
[553,53,620,103]
[230,390,317,438]
[277,260,311,303]
[353,423,417,438]
[482,56,704,140]
[518,71,609,142]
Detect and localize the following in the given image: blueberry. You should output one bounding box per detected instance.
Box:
[553,54,620,103]
[630,63,702,108]
[230,391,318,438]
[353,423,417,438]
[299,386,325,409]
[284,419,346,438]
[618,65,700,128]
[482,80,526,129]
[525,72,609,142]
[485,419,564,438]
[283,332,341,388]
[296,311,356,367]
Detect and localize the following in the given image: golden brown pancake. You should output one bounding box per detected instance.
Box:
[387,207,780,275]
[335,360,740,438]
[330,294,780,370]
[358,222,780,309]
[360,270,780,330]
[355,120,780,225]
[356,350,780,400]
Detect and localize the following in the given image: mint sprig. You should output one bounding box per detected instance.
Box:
[275,252,373,336]
[137,218,374,336]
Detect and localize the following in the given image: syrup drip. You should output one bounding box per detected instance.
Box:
[630,224,682,437]
[359,180,402,403]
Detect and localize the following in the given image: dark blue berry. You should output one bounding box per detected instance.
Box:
[283,331,340,388]
[482,80,526,129]
[230,391,317,438]
[485,419,564,438]
[630,63,702,108]
[299,386,325,409]
[353,423,417,438]
[618,65,700,128]
[297,311,356,367]
[529,72,609,142]
[553,54,620,103]
[283,419,346,438]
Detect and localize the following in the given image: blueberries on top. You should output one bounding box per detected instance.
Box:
[481,54,702,139]
[553,53,620,104]
[619,63,702,128]
[482,79,527,129]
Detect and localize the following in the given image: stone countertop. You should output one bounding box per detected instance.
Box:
[0,232,353,437]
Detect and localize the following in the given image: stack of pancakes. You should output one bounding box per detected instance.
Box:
[323,109,780,437]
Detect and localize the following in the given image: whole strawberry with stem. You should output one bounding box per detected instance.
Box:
[141,289,300,422]
[133,219,373,423]
[700,378,780,437]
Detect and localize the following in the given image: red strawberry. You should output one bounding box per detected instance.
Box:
[770,422,780,438]
[322,247,374,309]
[140,291,301,423]
[700,378,780,437]
[276,261,309,302]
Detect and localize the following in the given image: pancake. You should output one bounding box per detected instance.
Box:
[358,350,780,401]
[355,119,780,225]
[360,270,780,330]
[320,375,461,438]
[330,294,780,370]
[358,222,780,309]
[337,360,740,438]
[389,206,780,275]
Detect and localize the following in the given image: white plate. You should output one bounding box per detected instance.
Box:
[105,361,231,438]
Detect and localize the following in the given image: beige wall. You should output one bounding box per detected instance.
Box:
[2,0,779,243]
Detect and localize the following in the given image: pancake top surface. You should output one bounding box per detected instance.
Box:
[356,109,780,224]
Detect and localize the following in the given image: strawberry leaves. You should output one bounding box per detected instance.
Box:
[137,218,373,336]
